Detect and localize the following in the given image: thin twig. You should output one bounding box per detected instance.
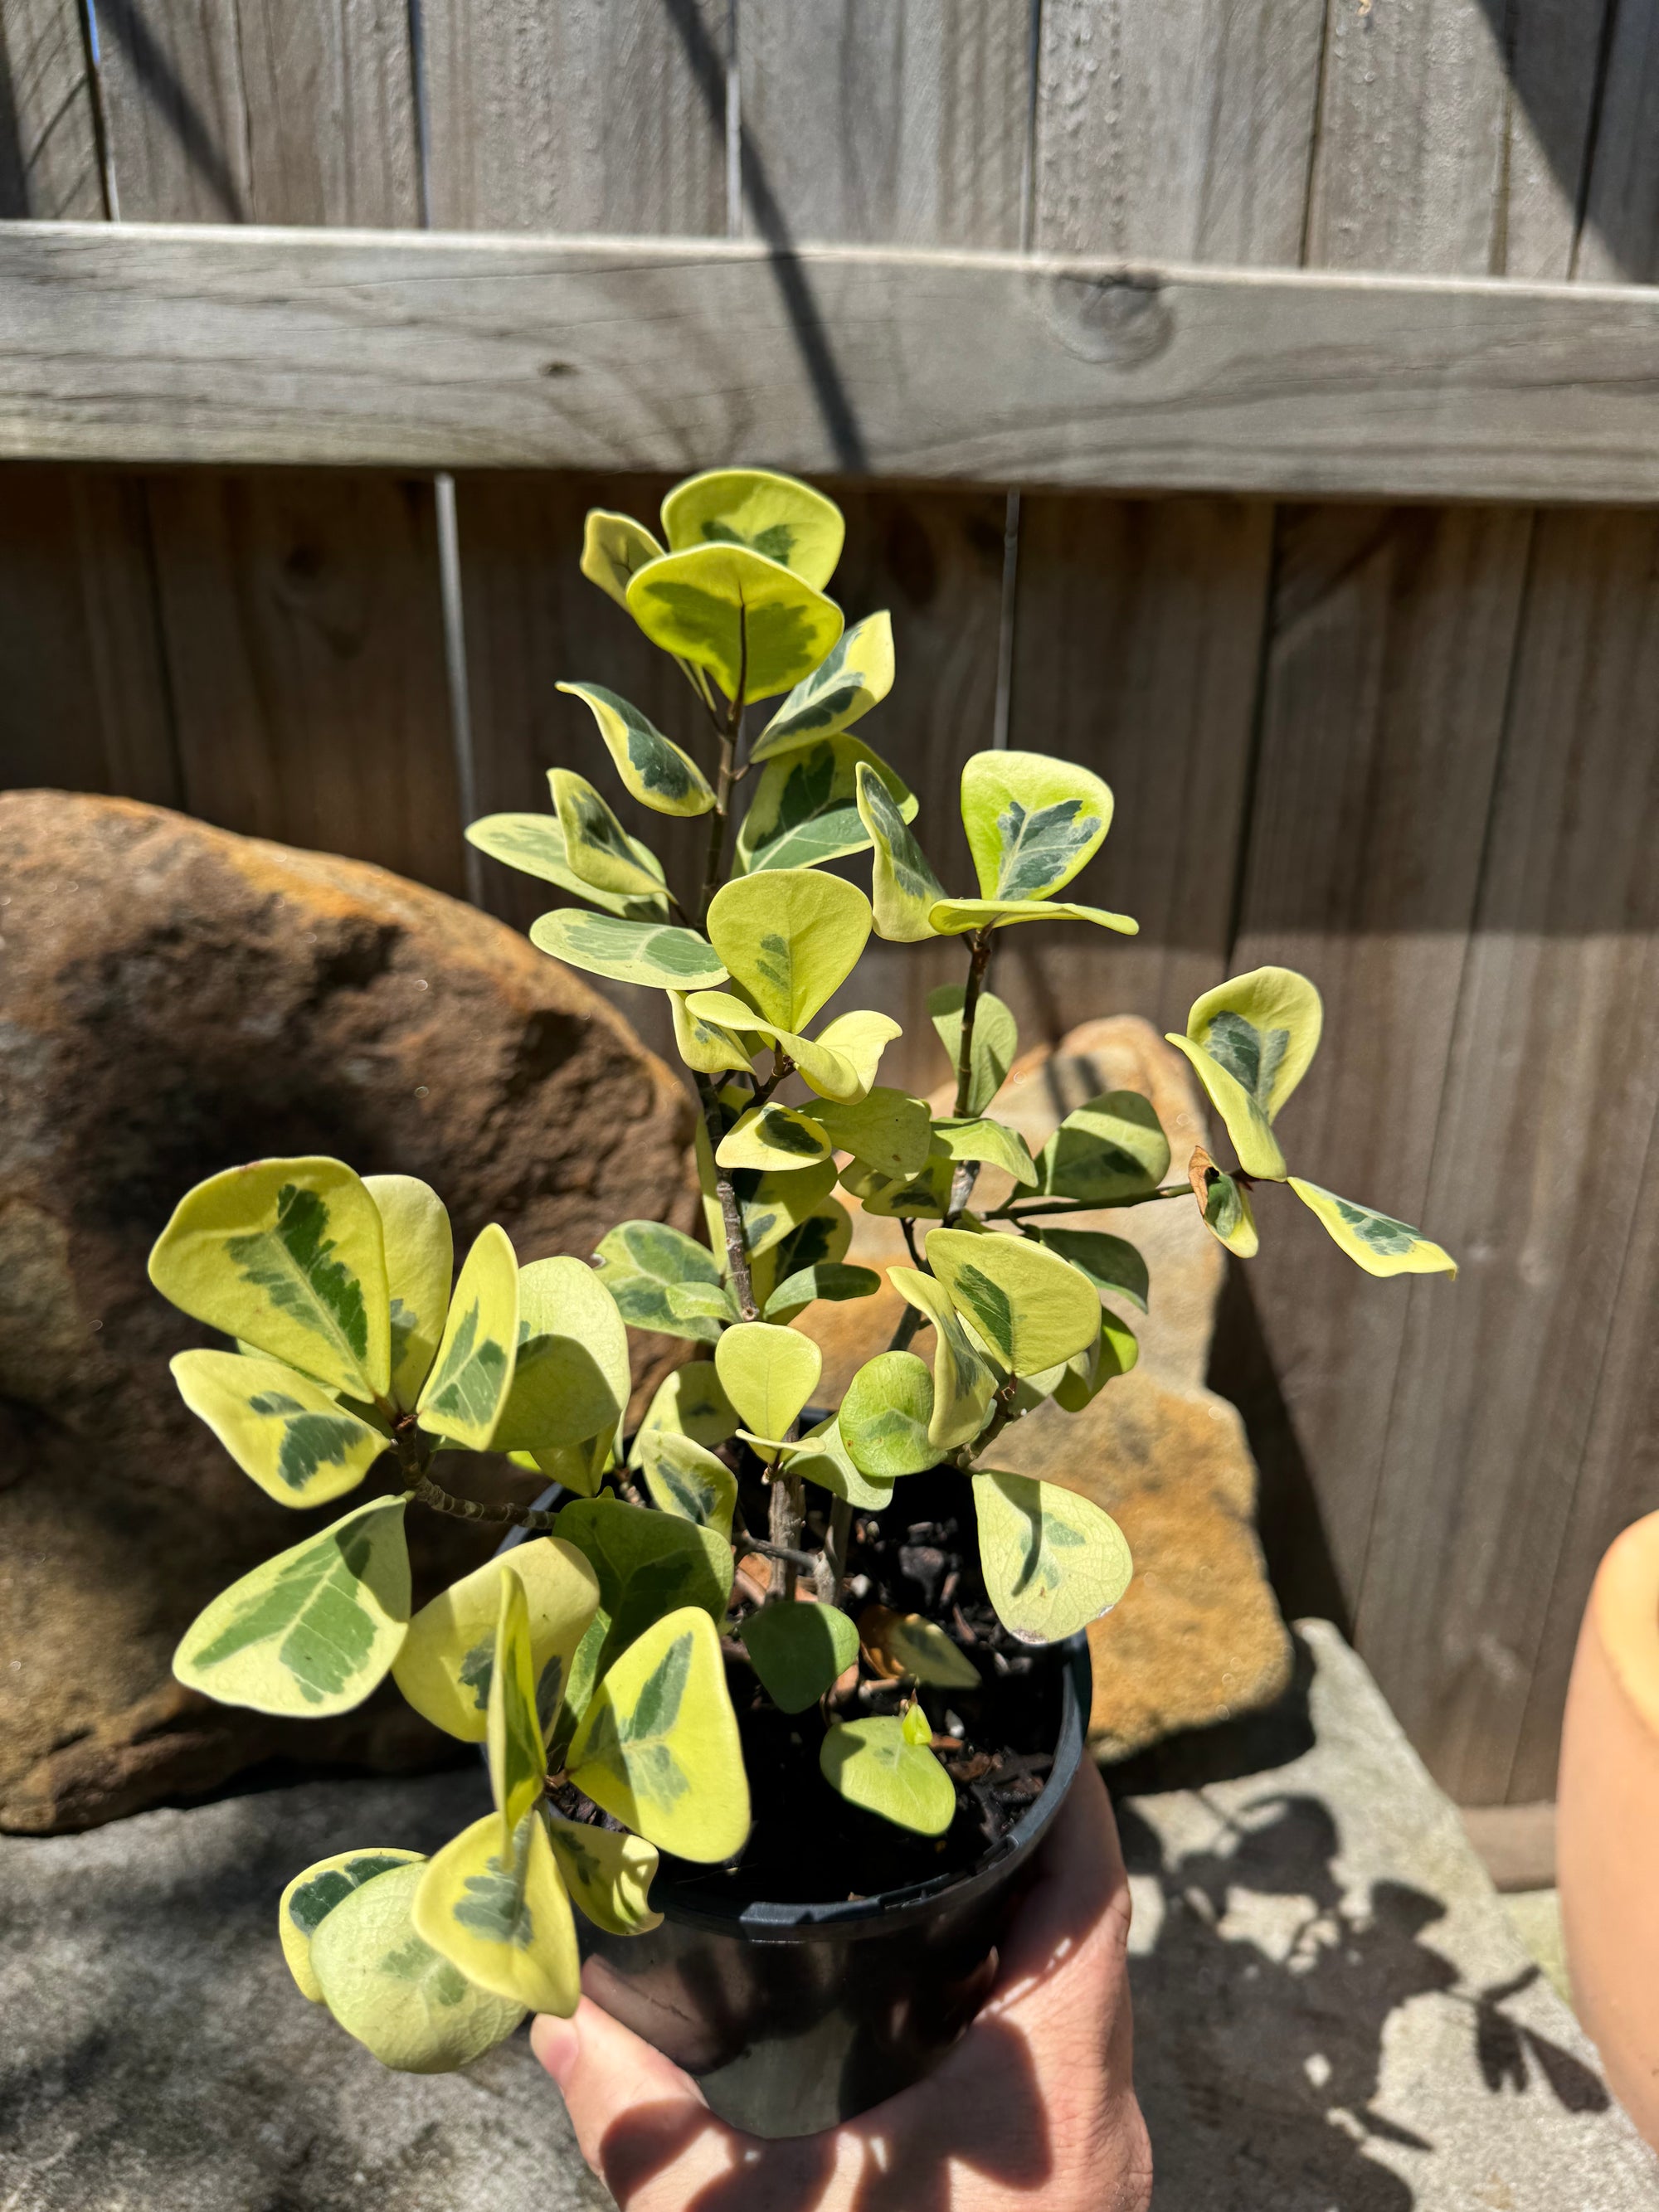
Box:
[411,1473,560,1531]
[697,1076,757,1320]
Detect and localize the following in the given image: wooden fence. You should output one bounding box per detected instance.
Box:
[2,0,1656,1809]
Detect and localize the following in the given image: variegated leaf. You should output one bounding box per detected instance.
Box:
[148,1156,390,1401]
[392,1538,599,1745]
[413,1807,579,2017]
[280,1845,424,2003]
[753,610,893,760]
[659,467,844,591]
[365,1174,454,1410]
[173,1495,409,1717]
[530,912,727,992]
[542,1808,663,1936]
[416,1223,519,1451]
[557,681,715,817]
[171,1348,385,1508]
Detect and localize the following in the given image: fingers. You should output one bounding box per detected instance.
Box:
[533,1998,723,2205]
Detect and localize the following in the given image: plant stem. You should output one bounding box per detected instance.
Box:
[696,609,748,929]
[887,1301,926,1353]
[411,1471,560,1532]
[990,1183,1193,1221]
[739,1531,818,1574]
[819,1495,854,1604]
[697,1076,758,1320]
[952,929,994,1117]
[768,1465,805,1602]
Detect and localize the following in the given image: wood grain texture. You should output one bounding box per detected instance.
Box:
[1000,493,1272,1037]
[90,0,419,225]
[1224,504,1531,1614]
[1034,0,1325,264]
[1306,0,1608,280]
[139,469,462,894]
[8,225,1659,498]
[0,0,104,217]
[1574,0,1659,283]
[739,0,1031,250]
[421,0,726,236]
[1355,508,1659,1801]
[0,464,178,804]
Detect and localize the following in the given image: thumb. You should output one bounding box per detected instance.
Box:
[533,1996,727,2205]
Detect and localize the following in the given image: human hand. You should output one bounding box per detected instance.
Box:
[532,1757,1151,2211]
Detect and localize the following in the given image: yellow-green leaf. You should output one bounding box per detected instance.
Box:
[1289,1178,1457,1278]
[862,1607,981,1689]
[748,1199,854,1320]
[550,768,668,901]
[1194,1155,1259,1258]
[148,1156,391,1401]
[973,1470,1133,1643]
[1039,1091,1170,1204]
[531,910,728,991]
[627,543,843,703]
[392,1537,599,1745]
[714,1322,822,1454]
[581,506,667,608]
[309,1859,525,2073]
[1029,1228,1149,1311]
[693,1112,842,1258]
[557,681,715,818]
[1050,1310,1139,1412]
[739,1600,858,1714]
[804,1087,932,1179]
[839,1350,942,1479]
[931,1117,1038,1187]
[849,1147,956,1222]
[763,1262,879,1320]
[888,1267,997,1450]
[820,1714,954,1837]
[173,1495,409,1717]
[636,1431,738,1539]
[716,1103,832,1173]
[856,760,946,942]
[736,734,917,875]
[669,988,758,1076]
[929,896,1138,937]
[1165,1034,1287,1180]
[926,1228,1099,1373]
[960,751,1113,902]
[486,1568,545,1847]
[800,1010,902,1103]
[569,1607,751,1861]
[783,1412,894,1510]
[365,1174,453,1410]
[1187,967,1324,1124]
[509,1432,614,1503]
[170,1349,385,1508]
[416,1223,519,1451]
[494,1257,630,1454]
[542,1808,663,1936]
[706,868,871,1031]
[465,811,669,920]
[280,1846,424,2003]
[413,1807,579,2018]
[626,1361,738,1469]
[927,985,1017,1116]
[554,1495,734,1673]
[660,468,844,591]
[753,610,893,761]
[594,1219,734,1347]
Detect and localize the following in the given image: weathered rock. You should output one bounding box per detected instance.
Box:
[0,791,698,1833]
[797,1014,1290,1753]
[1123,1621,1659,2209]
[0,1767,609,2212]
[993,1371,1294,1757]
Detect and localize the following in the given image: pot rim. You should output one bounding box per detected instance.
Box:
[499,1485,1092,1945]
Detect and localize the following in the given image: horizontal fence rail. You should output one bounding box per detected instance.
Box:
[4,222,1659,501]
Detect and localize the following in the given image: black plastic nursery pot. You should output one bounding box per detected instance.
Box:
[579,1631,1091,2138]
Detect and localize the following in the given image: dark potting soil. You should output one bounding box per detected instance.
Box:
[557,1463,1067,1909]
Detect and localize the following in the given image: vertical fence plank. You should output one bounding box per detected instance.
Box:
[421,0,727,234]
[1305,0,1607,279]
[0,465,178,804]
[1000,495,1272,1033]
[70,0,462,892]
[1010,0,1319,1056]
[141,469,462,892]
[1033,0,1325,263]
[738,0,1029,249]
[1356,510,1659,1799]
[1574,2,1659,282]
[0,0,105,216]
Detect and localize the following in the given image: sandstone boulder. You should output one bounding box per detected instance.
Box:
[0,791,698,1832]
[796,1014,1291,1754]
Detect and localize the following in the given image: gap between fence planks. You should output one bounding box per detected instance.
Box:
[6,222,1659,501]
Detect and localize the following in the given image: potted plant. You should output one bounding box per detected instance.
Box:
[146,467,1456,2137]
